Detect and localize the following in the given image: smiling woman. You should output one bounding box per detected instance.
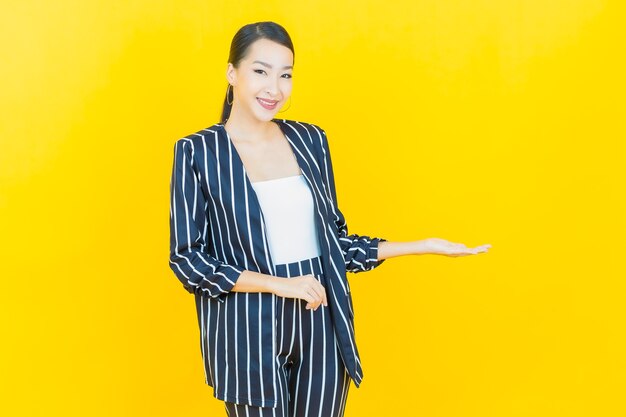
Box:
[168,20,490,417]
[221,25,294,124]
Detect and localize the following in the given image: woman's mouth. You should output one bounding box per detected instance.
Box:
[257,97,279,110]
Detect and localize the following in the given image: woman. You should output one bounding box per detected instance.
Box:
[169,21,491,417]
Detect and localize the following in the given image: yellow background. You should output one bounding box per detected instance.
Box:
[1,0,624,415]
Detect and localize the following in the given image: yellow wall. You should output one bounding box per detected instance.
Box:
[1,1,624,415]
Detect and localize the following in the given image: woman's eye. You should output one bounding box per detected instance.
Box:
[253,69,291,79]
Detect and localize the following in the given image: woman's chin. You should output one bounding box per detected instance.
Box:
[252,109,278,122]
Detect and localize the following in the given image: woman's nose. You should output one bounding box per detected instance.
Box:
[265,77,280,96]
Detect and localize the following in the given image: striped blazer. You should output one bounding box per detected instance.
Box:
[168,118,387,407]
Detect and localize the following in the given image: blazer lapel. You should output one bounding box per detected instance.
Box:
[276,120,351,295]
[220,125,276,276]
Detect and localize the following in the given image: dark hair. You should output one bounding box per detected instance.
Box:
[221,21,295,124]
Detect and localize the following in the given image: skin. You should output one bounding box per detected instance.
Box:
[224,38,491,311]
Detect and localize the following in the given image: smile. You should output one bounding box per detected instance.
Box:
[257,97,278,110]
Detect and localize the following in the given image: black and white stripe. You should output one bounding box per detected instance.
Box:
[169,118,386,407]
[225,255,351,417]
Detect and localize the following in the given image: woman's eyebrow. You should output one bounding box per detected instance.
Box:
[252,60,293,70]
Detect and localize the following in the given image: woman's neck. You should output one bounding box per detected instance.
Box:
[224,108,277,144]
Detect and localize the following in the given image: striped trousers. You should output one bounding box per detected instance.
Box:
[224,255,351,417]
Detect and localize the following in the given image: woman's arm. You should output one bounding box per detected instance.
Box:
[169,138,246,297]
[378,238,491,260]
[231,270,328,311]
[229,270,276,293]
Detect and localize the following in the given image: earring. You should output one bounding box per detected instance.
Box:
[278,96,292,113]
[226,84,233,105]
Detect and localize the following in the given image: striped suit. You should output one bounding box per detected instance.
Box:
[168,118,387,408]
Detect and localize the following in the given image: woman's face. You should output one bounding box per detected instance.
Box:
[226,38,294,122]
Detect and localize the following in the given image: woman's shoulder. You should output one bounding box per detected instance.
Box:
[188,122,225,138]
[173,123,226,152]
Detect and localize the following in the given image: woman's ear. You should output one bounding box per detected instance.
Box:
[225,63,236,86]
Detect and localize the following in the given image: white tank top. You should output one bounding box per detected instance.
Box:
[250,174,322,265]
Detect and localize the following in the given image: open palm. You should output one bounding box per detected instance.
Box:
[424,237,491,257]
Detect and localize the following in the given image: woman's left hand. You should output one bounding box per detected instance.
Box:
[423,238,491,257]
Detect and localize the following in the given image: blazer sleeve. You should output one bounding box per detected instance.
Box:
[317,127,387,273]
[169,138,245,297]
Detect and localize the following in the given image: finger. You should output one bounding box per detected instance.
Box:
[304,289,321,309]
[471,245,490,254]
[313,283,327,308]
[308,282,326,306]
[301,276,326,309]
[314,287,325,310]
[309,276,328,307]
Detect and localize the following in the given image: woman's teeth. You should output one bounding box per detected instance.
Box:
[257,98,278,109]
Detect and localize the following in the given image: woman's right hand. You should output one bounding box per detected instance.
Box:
[270,274,328,311]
